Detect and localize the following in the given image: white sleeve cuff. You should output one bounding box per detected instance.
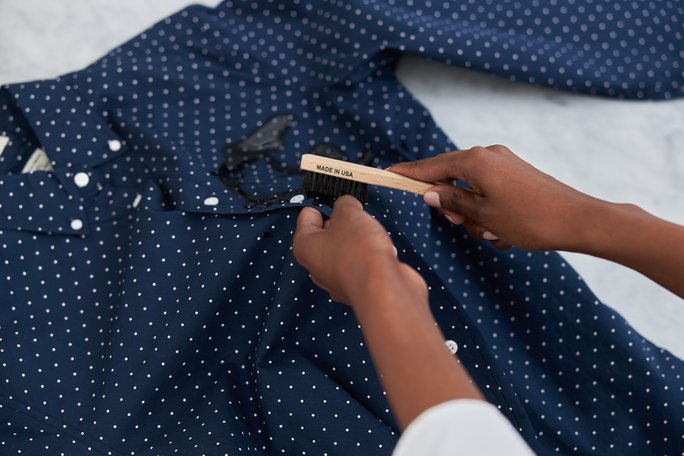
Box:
[392,399,535,456]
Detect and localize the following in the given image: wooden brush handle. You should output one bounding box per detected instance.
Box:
[300,154,434,195]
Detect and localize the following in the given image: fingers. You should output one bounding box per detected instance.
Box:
[295,206,324,235]
[437,208,466,225]
[391,146,524,249]
[426,184,499,244]
[424,184,481,221]
[331,194,363,217]
[461,219,510,248]
[440,212,509,248]
[390,145,515,188]
[490,239,512,250]
[292,207,324,264]
[389,145,511,181]
[389,150,475,183]
[326,195,364,227]
[463,219,492,240]
[296,196,361,237]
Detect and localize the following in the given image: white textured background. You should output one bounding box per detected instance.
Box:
[1,1,683,358]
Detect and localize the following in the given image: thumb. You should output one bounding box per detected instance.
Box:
[332,194,364,214]
[292,207,324,264]
[295,206,324,234]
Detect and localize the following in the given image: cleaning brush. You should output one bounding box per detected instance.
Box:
[300,154,434,204]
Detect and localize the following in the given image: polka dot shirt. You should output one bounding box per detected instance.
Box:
[0,1,682,454]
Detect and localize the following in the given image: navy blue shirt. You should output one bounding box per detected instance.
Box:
[1,1,683,454]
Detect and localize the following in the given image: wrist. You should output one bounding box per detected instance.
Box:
[566,199,646,255]
[347,257,429,316]
[552,195,607,252]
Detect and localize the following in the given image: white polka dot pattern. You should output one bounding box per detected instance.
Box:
[0,1,683,455]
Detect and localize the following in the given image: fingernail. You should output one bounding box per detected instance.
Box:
[444,214,456,224]
[482,231,499,241]
[424,191,441,208]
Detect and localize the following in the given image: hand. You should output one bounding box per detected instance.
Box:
[292,195,427,307]
[294,196,483,430]
[389,145,603,251]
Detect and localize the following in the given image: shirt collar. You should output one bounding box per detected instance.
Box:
[6,78,126,170]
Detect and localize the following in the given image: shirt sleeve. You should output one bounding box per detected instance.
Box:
[392,399,536,456]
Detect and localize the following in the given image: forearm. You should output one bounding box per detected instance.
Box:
[351,265,483,430]
[569,200,684,299]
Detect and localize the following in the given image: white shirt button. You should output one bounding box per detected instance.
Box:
[70,219,84,231]
[203,196,219,206]
[289,194,305,203]
[107,139,122,152]
[132,193,143,208]
[73,172,90,188]
[445,340,458,354]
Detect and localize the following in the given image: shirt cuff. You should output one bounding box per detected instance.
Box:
[392,399,535,456]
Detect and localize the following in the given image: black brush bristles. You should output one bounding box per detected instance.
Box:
[303,171,368,205]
